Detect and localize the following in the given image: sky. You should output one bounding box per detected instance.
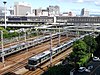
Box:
[0,0,100,15]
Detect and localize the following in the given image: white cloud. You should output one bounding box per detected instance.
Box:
[90,9,100,13]
[95,1,100,6]
[73,0,96,3]
[77,0,84,3]
[72,0,100,7]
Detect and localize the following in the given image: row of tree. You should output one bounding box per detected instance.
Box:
[69,35,97,67]
[0,27,37,39]
[94,34,100,57]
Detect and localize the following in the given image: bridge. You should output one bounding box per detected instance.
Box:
[35,25,100,33]
[0,24,35,28]
[56,16,100,23]
[0,16,100,24]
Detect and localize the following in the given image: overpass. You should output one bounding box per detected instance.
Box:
[0,24,35,28]
[35,25,100,33]
[0,16,100,24]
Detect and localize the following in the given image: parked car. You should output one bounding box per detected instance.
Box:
[85,69,91,72]
[93,57,100,61]
[88,65,93,70]
[78,67,86,72]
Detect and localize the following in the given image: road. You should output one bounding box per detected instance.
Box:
[75,61,100,75]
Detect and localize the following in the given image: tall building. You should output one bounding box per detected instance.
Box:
[47,5,60,16]
[14,2,31,16]
[81,8,89,16]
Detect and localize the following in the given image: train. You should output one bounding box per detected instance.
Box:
[0,32,65,57]
[25,33,91,71]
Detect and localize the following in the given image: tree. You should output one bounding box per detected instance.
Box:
[94,34,100,57]
[70,40,87,68]
[42,64,73,75]
[73,40,87,54]
[83,35,97,53]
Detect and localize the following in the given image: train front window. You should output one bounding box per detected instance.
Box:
[28,60,37,65]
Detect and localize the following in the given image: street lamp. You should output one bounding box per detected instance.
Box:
[3,1,7,29]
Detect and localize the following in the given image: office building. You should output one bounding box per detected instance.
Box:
[81,8,89,16]
[47,5,60,16]
[8,7,14,15]
[14,2,31,16]
[32,8,42,16]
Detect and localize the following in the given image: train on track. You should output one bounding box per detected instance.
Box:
[25,33,91,70]
[0,32,64,57]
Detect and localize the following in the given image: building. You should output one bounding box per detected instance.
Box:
[0,6,4,16]
[32,8,42,16]
[68,12,72,16]
[0,6,10,16]
[62,12,68,16]
[42,9,48,16]
[8,7,14,15]
[81,8,89,16]
[14,2,31,16]
[47,5,60,16]
[32,8,49,16]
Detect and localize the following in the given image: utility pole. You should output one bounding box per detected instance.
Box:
[58,27,60,46]
[1,31,5,67]
[50,33,52,67]
[3,1,7,29]
[24,30,28,51]
[24,31,27,42]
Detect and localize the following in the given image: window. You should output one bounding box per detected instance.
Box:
[28,60,37,65]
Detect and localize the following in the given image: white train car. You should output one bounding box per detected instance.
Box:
[25,33,92,70]
[25,37,75,70]
[0,32,61,58]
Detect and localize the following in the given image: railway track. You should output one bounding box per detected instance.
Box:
[4,36,68,62]
[3,35,41,48]
[0,36,72,74]
[23,48,72,75]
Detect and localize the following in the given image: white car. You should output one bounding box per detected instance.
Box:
[93,57,100,61]
[85,69,91,72]
[78,67,86,72]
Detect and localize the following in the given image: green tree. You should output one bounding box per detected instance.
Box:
[0,27,9,38]
[94,34,100,57]
[42,64,73,75]
[83,35,97,53]
[70,40,87,68]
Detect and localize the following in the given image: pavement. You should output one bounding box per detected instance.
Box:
[74,61,100,75]
[15,67,28,74]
